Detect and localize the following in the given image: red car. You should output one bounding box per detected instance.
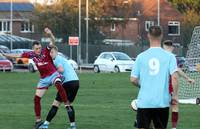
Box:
[0,55,13,71]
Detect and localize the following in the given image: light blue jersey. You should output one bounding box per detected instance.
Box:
[131,47,177,108]
[54,55,79,83]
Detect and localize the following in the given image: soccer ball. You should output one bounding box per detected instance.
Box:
[131,99,138,111]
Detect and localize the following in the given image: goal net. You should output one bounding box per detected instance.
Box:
[179,26,200,104]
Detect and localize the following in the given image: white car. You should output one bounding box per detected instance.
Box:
[93,52,135,73]
[29,52,79,73]
[58,52,79,70]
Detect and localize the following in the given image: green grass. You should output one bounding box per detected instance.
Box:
[0,72,199,129]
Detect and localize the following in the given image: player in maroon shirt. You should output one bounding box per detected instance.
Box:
[163,40,195,129]
[3,28,69,129]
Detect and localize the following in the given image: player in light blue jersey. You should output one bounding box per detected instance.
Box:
[39,46,79,129]
[130,26,179,129]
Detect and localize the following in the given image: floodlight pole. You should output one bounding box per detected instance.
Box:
[10,0,13,50]
[78,0,81,64]
[86,0,89,64]
[157,0,160,26]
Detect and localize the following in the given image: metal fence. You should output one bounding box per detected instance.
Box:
[0,41,185,64]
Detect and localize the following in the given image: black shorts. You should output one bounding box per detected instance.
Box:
[55,80,79,103]
[137,107,169,129]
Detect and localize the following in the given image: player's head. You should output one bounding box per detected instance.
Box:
[32,41,42,55]
[163,40,174,52]
[50,46,58,59]
[148,26,163,44]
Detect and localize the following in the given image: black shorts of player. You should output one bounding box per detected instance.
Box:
[137,107,169,129]
[55,80,79,103]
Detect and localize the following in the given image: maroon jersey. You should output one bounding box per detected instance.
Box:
[22,47,57,78]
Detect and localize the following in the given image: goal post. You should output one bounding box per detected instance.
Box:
[179,26,200,104]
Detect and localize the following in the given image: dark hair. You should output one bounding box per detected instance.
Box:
[32,41,41,47]
[163,40,173,46]
[148,26,162,38]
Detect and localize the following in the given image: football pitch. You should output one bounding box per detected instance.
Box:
[0,72,199,129]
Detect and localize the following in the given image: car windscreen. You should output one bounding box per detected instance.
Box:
[113,53,131,60]
[0,48,10,53]
[0,55,6,60]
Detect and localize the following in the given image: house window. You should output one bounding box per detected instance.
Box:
[111,23,116,31]
[21,21,34,33]
[168,21,180,36]
[145,21,154,31]
[0,21,10,32]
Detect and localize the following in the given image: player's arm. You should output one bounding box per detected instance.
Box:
[1,52,21,59]
[170,55,179,102]
[177,68,195,84]
[130,77,140,88]
[57,64,64,73]
[44,27,56,47]
[130,56,140,88]
[171,72,179,97]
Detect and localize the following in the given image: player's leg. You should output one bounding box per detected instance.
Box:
[64,81,79,129]
[52,74,69,105]
[137,108,152,129]
[39,100,61,129]
[34,88,48,129]
[152,107,169,129]
[35,74,56,129]
[171,99,179,129]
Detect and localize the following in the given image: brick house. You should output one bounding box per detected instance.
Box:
[101,0,183,45]
[0,0,37,40]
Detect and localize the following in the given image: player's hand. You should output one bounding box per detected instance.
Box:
[196,64,200,72]
[171,94,178,105]
[171,98,178,105]
[187,78,195,84]
[44,27,52,35]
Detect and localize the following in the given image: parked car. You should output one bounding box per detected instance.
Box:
[28,58,37,73]
[29,52,79,73]
[58,52,79,70]
[0,45,10,53]
[0,55,13,71]
[11,49,33,65]
[10,49,37,72]
[93,52,135,73]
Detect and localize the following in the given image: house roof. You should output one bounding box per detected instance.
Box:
[0,2,34,12]
[0,34,34,43]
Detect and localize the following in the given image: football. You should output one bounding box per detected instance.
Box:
[131,99,138,111]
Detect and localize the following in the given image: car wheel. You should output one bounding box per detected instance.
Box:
[29,64,36,73]
[17,59,23,64]
[94,65,100,73]
[114,66,120,73]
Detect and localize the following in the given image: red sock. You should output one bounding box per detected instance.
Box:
[55,82,68,103]
[34,95,41,120]
[172,112,179,128]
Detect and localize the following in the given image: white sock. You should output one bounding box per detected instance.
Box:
[44,121,50,125]
[172,128,176,129]
[70,122,76,126]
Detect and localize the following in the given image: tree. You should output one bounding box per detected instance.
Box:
[169,0,200,47]
[33,0,136,43]
[33,0,79,41]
